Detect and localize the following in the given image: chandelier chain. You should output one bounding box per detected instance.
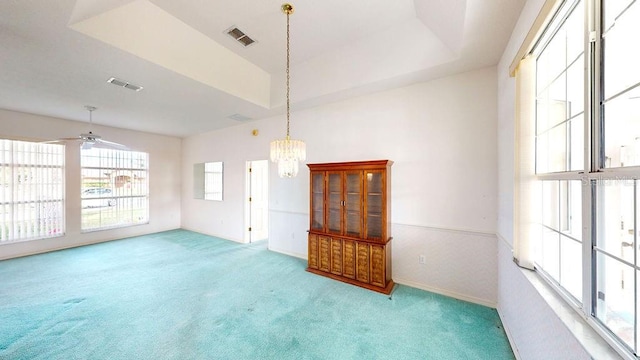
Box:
[270,4,305,178]
[286,10,291,138]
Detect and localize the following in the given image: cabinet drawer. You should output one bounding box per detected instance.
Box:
[342,240,356,279]
[356,242,370,283]
[308,234,319,269]
[370,244,386,287]
[318,236,331,272]
[330,238,342,275]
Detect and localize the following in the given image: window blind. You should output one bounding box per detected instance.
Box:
[0,140,65,242]
[514,55,538,270]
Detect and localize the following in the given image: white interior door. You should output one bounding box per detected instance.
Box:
[246,160,269,242]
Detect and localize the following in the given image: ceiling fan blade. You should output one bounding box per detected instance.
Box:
[81,141,94,150]
[40,137,82,144]
[44,104,129,150]
[95,138,128,150]
[40,136,127,150]
[60,136,82,140]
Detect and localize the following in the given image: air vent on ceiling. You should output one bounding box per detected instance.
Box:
[228,113,252,121]
[107,77,144,92]
[225,26,256,47]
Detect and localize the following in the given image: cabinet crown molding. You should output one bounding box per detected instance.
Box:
[307,159,393,171]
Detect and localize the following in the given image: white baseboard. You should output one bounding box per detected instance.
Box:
[267,245,306,260]
[179,227,244,243]
[393,276,497,308]
[497,307,522,360]
[0,226,182,260]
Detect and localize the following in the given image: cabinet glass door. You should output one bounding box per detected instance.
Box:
[327,172,342,234]
[365,171,384,240]
[344,171,362,237]
[311,172,325,231]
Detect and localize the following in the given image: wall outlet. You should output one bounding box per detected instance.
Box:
[419,255,426,264]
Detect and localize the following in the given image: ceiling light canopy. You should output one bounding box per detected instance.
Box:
[270,3,306,178]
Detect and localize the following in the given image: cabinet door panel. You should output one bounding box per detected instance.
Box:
[327,172,343,234]
[308,234,319,269]
[370,244,386,287]
[328,209,341,234]
[343,240,356,279]
[312,206,324,231]
[345,212,361,238]
[331,238,342,275]
[310,172,325,231]
[356,242,370,283]
[319,236,331,272]
[367,215,382,240]
[344,171,362,237]
[365,170,385,240]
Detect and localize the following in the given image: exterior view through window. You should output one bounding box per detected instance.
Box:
[81,147,149,231]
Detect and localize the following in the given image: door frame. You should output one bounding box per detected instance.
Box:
[244,160,269,243]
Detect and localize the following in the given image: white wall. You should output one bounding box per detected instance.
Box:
[497,239,589,359]
[496,1,593,358]
[0,109,182,259]
[182,66,499,306]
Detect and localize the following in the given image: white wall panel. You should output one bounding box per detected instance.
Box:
[268,210,308,258]
[393,224,498,307]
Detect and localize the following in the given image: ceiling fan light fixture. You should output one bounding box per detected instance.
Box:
[40,108,128,149]
[77,106,128,150]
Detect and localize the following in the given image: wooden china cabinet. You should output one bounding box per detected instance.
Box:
[307,160,393,294]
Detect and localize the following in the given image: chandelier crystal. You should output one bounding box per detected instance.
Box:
[270,3,306,178]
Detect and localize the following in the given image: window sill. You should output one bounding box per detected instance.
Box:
[519,267,626,360]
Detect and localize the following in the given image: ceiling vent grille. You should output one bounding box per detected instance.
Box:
[225,26,256,47]
[107,77,143,92]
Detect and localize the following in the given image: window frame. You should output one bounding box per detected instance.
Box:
[204,161,223,201]
[80,147,149,232]
[523,0,640,358]
[532,0,587,307]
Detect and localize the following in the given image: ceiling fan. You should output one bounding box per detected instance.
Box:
[51,106,128,150]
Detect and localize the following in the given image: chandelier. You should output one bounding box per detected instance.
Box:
[270,3,306,178]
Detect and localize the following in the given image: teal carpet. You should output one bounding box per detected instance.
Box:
[0,230,514,360]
